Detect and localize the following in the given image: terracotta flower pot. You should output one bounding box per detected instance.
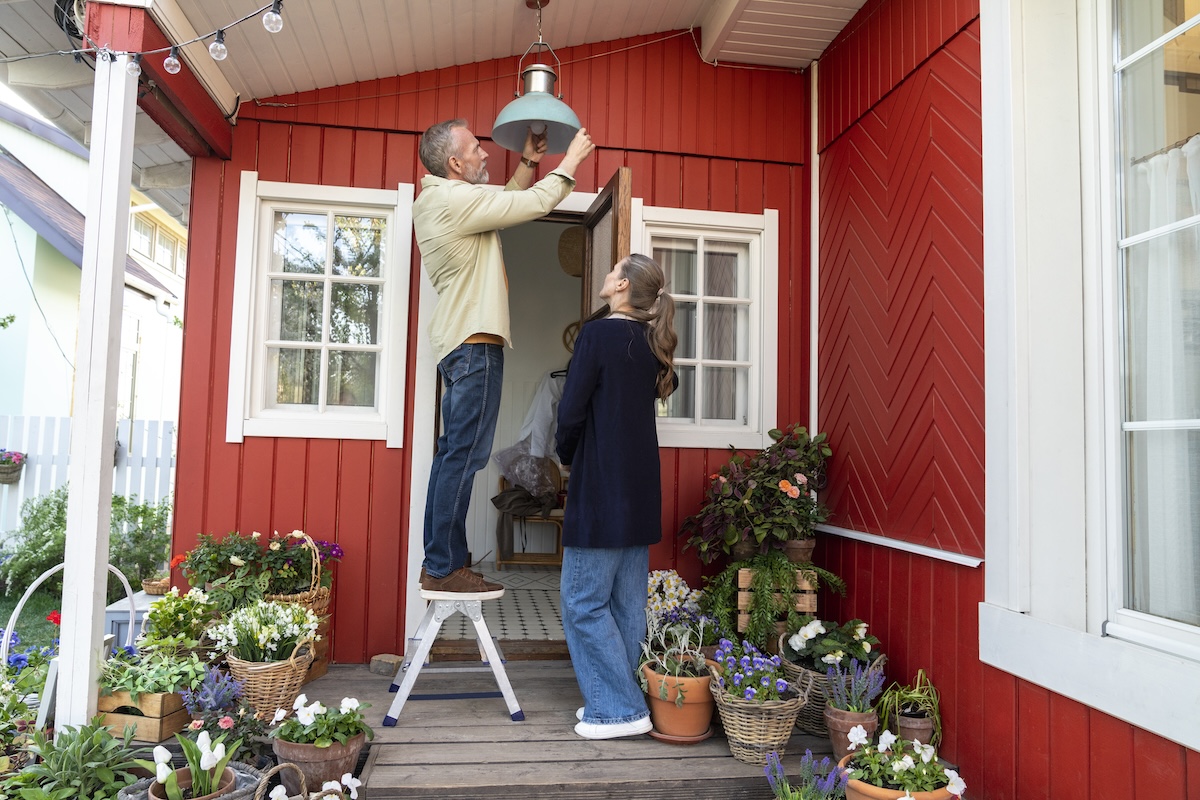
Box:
[824,703,878,763]
[146,767,235,800]
[641,664,713,740]
[272,732,366,795]
[896,712,936,746]
[838,753,956,800]
[780,538,816,564]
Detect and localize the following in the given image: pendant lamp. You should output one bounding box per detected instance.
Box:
[492,0,580,154]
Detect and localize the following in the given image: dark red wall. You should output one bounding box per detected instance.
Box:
[814,1,1200,797]
[173,32,811,663]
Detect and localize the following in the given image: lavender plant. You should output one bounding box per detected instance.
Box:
[826,659,884,713]
[765,750,848,800]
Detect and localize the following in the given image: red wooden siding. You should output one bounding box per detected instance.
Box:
[173,32,811,663]
[816,3,1199,798]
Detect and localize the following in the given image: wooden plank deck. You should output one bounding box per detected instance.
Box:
[303,662,834,799]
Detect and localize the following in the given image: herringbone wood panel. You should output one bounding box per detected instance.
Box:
[818,23,984,557]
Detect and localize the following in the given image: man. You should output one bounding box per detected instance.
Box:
[413,119,595,593]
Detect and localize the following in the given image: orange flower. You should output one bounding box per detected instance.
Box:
[170,553,187,569]
[778,479,793,492]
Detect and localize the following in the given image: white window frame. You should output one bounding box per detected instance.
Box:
[640,206,779,450]
[131,215,153,257]
[226,172,413,446]
[979,0,1200,751]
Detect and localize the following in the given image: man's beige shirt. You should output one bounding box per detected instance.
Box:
[413,169,576,363]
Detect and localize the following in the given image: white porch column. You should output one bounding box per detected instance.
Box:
[57,50,138,728]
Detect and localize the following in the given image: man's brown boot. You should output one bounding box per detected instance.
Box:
[421,567,503,595]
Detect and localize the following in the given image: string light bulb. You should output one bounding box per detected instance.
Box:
[125,54,141,77]
[263,0,284,33]
[208,29,228,61]
[162,46,181,75]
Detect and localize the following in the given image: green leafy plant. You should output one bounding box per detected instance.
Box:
[181,669,271,765]
[844,728,965,796]
[682,425,833,563]
[99,649,207,703]
[138,731,241,800]
[781,616,882,673]
[270,694,374,748]
[4,716,149,798]
[637,609,710,707]
[138,587,218,654]
[0,485,171,603]
[0,314,14,330]
[208,600,318,662]
[877,668,942,747]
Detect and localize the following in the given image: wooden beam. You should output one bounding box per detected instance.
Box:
[699,0,753,62]
[87,2,233,159]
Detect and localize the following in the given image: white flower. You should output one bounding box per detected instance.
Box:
[269,541,281,551]
[854,622,868,640]
[787,632,806,651]
[877,730,897,753]
[807,620,826,637]
[322,781,343,793]
[862,641,872,653]
[196,730,212,752]
[291,530,306,539]
[200,747,218,771]
[229,556,245,567]
[251,531,261,539]
[340,697,360,713]
[892,754,915,773]
[272,708,288,723]
[310,701,327,715]
[847,724,869,750]
[296,703,319,725]
[341,773,362,799]
[269,787,288,800]
[156,762,171,783]
[293,693,309,710]
[945,769,966,796]
[212,742,226,763]
[821,650,844,665]
[914,740,936,763]
[153,745,171,765]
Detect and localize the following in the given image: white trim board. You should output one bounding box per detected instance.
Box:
[818,524,984,568]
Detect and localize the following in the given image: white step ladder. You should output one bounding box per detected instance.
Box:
[382,588,524,725]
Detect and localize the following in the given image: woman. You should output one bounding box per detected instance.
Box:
[555,253,677,740]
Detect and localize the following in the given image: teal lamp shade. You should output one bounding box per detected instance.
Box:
[492,63,581,154]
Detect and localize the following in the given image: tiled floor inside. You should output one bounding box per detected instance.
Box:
[437,564,564,641]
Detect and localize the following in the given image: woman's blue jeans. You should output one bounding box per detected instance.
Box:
[561,545,650,724]
[422,343,504,579]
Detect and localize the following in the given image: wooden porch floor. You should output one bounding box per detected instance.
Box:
[304,662,834,799]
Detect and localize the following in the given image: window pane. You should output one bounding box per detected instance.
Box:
[176,244,187,275]
[654,238,697,295]
[674,301,697,358]
[661,365,694,419]
[273,212,327,274]
[131,217,153,256]
[333,215,385,278]
[1126,428,1200,626]
[703,366,748,421]
[330,284,380,345]
[1117,0,1195,59]
[156,231,175,269]
[1119,29,1200,237]
[1123,226,1200,421]
[328,351,377,407]
[703,303,749,361]
[704,242,749,298]
[271,347,320,405]
[271,280,324,342]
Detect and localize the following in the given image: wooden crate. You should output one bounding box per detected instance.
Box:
[101,707,189,743]
[97,690,184,717]
[735,568,818,646]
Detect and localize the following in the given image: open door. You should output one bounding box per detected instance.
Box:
[580,167,632,316]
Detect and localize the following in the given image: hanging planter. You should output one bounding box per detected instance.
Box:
[0,451,26,485]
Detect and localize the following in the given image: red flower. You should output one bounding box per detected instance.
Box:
[170,553,187,569]
[46,610,61,626]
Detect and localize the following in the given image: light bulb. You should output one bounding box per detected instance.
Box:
[163,47,181,75]
[531,122,546,135]
[125,54,141,77]
[209,30,228,61]
[263,0,284,33]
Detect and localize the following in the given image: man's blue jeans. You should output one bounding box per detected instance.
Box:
[422,343,504,579]
[561,545,651,724]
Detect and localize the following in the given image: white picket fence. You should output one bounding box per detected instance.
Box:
[0,416,177,535]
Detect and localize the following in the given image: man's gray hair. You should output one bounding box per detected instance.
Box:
[419,119,468,178]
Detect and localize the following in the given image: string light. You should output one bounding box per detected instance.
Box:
[162,46,181,75]
[208,29,228,61]
[263,0,284,34]
[125,54,141,77]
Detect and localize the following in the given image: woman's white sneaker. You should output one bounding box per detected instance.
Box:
[573,716,652,740]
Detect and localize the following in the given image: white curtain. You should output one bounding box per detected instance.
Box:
[1130,139,1200,626]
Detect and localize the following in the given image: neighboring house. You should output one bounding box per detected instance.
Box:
[0,102,184,422]
[12,0,1198,796]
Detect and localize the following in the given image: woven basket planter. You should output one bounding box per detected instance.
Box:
[0,462,22,485]
[253,762,345,800]
[708,675,806,765]
[778,635,887,737]
[226,641,313,716]
[141,577,170,595]
[265,533,332,617]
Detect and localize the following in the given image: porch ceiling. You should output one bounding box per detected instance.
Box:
[0,0,865,224]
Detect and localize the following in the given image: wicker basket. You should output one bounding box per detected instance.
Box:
[778,634,887,737]
[226,640,314,716]
[0,462,22,485]
[253,762,344,800]
[141,577,170,595]
[265,532,332,617]
[709,672,807,765]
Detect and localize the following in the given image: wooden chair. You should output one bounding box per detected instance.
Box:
[494,462,565,570]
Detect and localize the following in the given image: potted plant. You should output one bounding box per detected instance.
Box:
[709,637,807,765]
[269,694,373,795]
[824,659,885,763]
[137,730,242,800]
[637,603,714,742]
[764,749,848,800]
[208,600,318,715]
[5,717,149,798]
[779,616,884,737]
[177,532,270,613]
[681,425,832,564]
[138,588,220,660]
[839,728,966,799]
[0,450,25,485]
[181,669,272,768]
[98,649,208,743]
[877,668,941,747]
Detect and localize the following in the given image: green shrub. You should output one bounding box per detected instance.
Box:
[0,485,172,603]
[3,716,148,798]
